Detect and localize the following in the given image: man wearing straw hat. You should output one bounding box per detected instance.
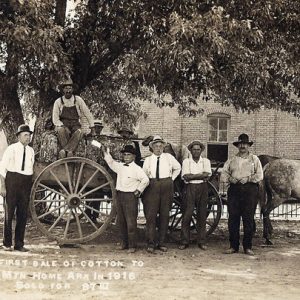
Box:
[0,124,35,252]
[221,133,263,256]
[178,140,212,250]
[52,78,95,158]
[142,135,181,253]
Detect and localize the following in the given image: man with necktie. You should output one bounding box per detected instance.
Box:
[0,124,35,252]
[103,144,149,253]
[142,135,181,253]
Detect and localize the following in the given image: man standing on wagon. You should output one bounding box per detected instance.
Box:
[52,78,96,158]
[0,124,35,252]
[142,135,181,253]
[179,140,212,250]
[221,133,263,255]
[103,144,149,253]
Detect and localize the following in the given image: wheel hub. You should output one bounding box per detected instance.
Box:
[66,194,81,208]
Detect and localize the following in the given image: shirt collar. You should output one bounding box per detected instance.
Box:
[190,155,203,163]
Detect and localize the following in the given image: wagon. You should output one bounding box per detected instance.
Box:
[30,133,223,245]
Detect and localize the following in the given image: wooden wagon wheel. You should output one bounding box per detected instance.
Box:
[168,181,222,238]
[30,157,116,244]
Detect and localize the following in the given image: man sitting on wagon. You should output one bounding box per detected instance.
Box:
[52,78,96,159]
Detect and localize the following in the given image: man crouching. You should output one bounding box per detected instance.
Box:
[103,145,149,253]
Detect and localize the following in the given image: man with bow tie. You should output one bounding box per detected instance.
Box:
[103,144,149,253]
[0,124,35,252]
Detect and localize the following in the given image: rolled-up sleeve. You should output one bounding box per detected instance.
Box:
[0,147,12,178]
[136,168,149,193]
[220,159,231,184]
[77,97,94,127]
[249,156,263,183]
[181,159,189,179]
[52,99,63,127]
[170,155,181,180]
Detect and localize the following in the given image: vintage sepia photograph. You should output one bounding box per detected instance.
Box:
[0,0,299,299]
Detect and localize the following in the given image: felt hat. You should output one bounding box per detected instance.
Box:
[233,133,253,147]
[117,127,134,135]
[121,144,136,155]
[16,124,33,136]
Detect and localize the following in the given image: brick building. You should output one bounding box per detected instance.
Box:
[136,99,300,165]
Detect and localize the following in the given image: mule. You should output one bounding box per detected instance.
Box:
[259,158,300,244]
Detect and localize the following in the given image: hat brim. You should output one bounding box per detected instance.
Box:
[188,142,205,151]
[149,140,166,149]
[233,141,253,147]
[121,150,136,155]
[118,129,133,135]
[16,130,33,136]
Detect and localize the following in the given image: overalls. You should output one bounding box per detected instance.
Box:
[56,96,83,153]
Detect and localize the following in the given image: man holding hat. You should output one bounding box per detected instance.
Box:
[142,135,181,253]
[52,78,95,158]
[221,133,263,255]
[179,140,212,250]
[0,124,35,251]
[103,144,149,253]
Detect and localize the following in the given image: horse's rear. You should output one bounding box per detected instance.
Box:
[260,158,300,244]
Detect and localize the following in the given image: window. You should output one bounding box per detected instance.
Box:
[207,114,230,166]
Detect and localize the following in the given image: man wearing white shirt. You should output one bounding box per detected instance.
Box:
[0,124,35,252]
[142,135,181,253]
[104,144,149,253]
[179,140,212,250]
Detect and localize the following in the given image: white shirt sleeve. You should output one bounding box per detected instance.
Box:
[181,158,189,178]
[52,99,63,127]
[104,153,121,174]
[77,96,94,127]
[136,167,150,193]
[170,154,181,181]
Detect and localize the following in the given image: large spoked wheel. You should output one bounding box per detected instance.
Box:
[168,181,222,238]
[30,157,116,244]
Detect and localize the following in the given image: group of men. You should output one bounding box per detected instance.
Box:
[0,77,264,256]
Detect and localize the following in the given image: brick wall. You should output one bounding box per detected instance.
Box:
[137,100,300,160]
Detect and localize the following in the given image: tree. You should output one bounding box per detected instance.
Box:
[0,0,299,144]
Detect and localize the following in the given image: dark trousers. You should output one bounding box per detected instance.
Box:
[142,178,173,247]
[227,183,258,251]
[56,124,82,152]
[3,172,32,248]
[116,191,139,248]
[181,182,208,245]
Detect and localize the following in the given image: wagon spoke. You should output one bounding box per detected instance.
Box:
[78,207,99,231]
[48,206,69,232]
[38,183,66,198]
[82,198,112,202]
[37,203,67,219]
[63,211,72,238]
[49,170,70,195]
[83,203,101,215]
[74,209,83,239]
[65,162,73,194]
[80,182,110,198]
[34,199,64,203]
[74,162,85,194]
[78,169,99,194]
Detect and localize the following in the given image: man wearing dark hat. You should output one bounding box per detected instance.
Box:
[103,144,149,253]
[142,135,181,253]
[52,78,95,158]
[0,124,35,252]
[118,127,142,166]
[221,133,263,256]
[179,140,212,250]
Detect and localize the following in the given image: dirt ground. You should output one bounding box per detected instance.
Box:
[0,219,299,300]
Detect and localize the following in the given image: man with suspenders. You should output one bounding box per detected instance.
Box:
[52,78,95,158]
[179,140,212,250]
